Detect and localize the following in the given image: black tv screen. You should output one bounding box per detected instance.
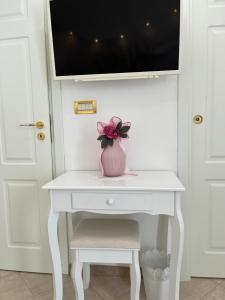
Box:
[49,0,180,79]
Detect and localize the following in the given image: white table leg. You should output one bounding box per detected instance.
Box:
[48,204,63,300]
[169,192,184,300]
[83,263,91,289]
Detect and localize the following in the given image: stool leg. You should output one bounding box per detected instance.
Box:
[71,250,84,300]
[83,263,91,289]
[130,251,141,300]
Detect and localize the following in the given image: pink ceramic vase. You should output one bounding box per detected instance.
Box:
[101,138,126,177]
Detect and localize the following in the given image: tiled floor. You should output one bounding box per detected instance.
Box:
[0,268,225,300]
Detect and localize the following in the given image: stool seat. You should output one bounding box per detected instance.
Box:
[70,218,140,250]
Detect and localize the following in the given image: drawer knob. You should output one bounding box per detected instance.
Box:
[106,199,114,206]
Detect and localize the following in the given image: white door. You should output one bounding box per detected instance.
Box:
[191,0,225,277]
[0,0,53,273]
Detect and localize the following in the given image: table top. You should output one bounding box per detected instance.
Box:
[43,170,185,192]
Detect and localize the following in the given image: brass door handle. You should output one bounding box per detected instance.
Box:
[19,121,44,129]
[193,115,203,124]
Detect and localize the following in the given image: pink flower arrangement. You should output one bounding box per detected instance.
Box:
[97,116,131,149]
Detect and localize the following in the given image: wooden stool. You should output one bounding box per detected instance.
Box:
[70,218,141,300]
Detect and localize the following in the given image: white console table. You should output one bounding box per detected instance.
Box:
[43,170,185,300]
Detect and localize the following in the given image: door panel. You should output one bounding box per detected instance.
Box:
[191,0,225,277]
[207,27,225,159]
[0,38,36,164]
[0,0,26,18]
[0,0,53,272]
[208,182,225,249]
[4,180,40,246]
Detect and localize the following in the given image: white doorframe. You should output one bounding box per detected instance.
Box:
[177,0,192,281]
[44,0,69,274]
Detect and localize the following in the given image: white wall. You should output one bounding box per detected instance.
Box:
[62,76,178,172]
[61,76,178,249]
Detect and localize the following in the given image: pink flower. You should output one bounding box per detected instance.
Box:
[97,116,122,136]
[97,116,131,148]
[103,125,119,139]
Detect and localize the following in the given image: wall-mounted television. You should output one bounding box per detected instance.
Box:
[48,0,181,81]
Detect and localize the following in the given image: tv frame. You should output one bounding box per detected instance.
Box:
[47,0,182,81]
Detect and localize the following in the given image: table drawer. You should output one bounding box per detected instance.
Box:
[71,192,174,214]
